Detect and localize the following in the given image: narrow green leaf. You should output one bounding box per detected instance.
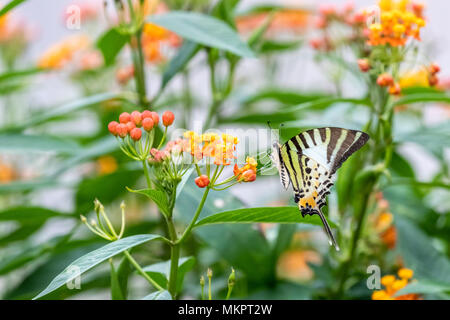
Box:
[33,234,162,300]
[0,133,80,154]
[4,92,127,131]
[195,207,337,228]
[161,40,200,89]
[0,68,43,83]
[0,0,26,16]
[110,259,125,300]
[97,28,130,65]
[127,187,170,217]
[142,290,172,300]
[395,280,450,297]
[0,206,73,223]
[393,92,450,106]
[148,12,255,58]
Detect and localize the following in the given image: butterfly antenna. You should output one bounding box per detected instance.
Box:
[317,209,340,251]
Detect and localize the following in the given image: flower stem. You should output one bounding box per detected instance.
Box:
[175,186,210,245]
[123,250,164,291]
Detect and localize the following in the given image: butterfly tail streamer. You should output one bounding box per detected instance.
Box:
[317,209,340,251]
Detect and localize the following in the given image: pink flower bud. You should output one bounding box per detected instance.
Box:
[126,121,136,133]
[108,121,119,136]
[141,110,152,119]
[131,111,142,126]
[162,111,175,127]
[150,112,159,126]
[119,112,131,124]
[142,117,154,131]
[116,124,128,138]
[130,128,142,141]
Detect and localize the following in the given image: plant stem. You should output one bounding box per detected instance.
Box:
[175,187,210,245]
[123,250,164,291]
[142,159,152,187]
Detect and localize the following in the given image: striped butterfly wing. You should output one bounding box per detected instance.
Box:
[279,127,369,250]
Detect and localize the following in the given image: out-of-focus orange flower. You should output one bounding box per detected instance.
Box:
[236,9,310,35]
[79,50,103,70]
[372,268,420,300]
[373,192,397,249]
[96,156,118,175]
[0,161,16,183]
[63,1,101,23]
[277,249,321,282]
[399,68,430,88]
[116,65,135,85]
[38,34,89,69]
[366,0,426,47]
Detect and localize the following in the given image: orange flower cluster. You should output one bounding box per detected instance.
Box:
[372,268,420,300]
[233,157,258,182]
[37,34,89,69]
[140,1,181,64]
[367,0,426,47]
[374,192,397,249]
[236,9,310,35]
[183,132,239,166]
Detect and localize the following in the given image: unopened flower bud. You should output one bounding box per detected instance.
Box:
[116,123,128,138]
[389,83,401,96]
[150,112,159,126]
[377,73,394,87]
[130,128,142,141]
[142,117,154,131]
[207,268,213,278]
[228,268,235,286]
[131,111,142,126]
[200,276,205,286]
[429,63,440,75]
[126,121,136,133]
[141,110,152,119]
[119,112,131,124]
[80,215,87,223]
[358,59,370,72]
[195,175,210,188]
[162,111,175,127]
[428,74,439,86]
[108,121,119,136]
[90,219,97,227]
[241,169,256,182]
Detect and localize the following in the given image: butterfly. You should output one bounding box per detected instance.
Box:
[270,127,370,251]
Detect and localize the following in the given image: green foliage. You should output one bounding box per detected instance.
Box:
[148,12,254,58]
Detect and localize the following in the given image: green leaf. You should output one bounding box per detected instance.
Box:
[195,207,336,227]
[148,12,254,58]
[396,217,450,284]
[395,280,450,297]
[0,133,81,154]
[243,89,326,106]
[110,259,126,300]
[127,187,170,217]
[143,256,195,293]
[97,28,130,66]
[393,91,450,107]
[0,0,26,16]
[0,179,55,195]
[161,40,200,90]
[0,206,73,223]
[142,290,172,300]
[0,68,43,83]
[259,40,302,54]
[4,92,127,131]
[76,170,141,215]
[33,234,162,300]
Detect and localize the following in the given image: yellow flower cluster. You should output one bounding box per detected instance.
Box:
[372,268,420,300]
[367,0,425,46]
[38,34,89,69]
[183,132,239,166]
